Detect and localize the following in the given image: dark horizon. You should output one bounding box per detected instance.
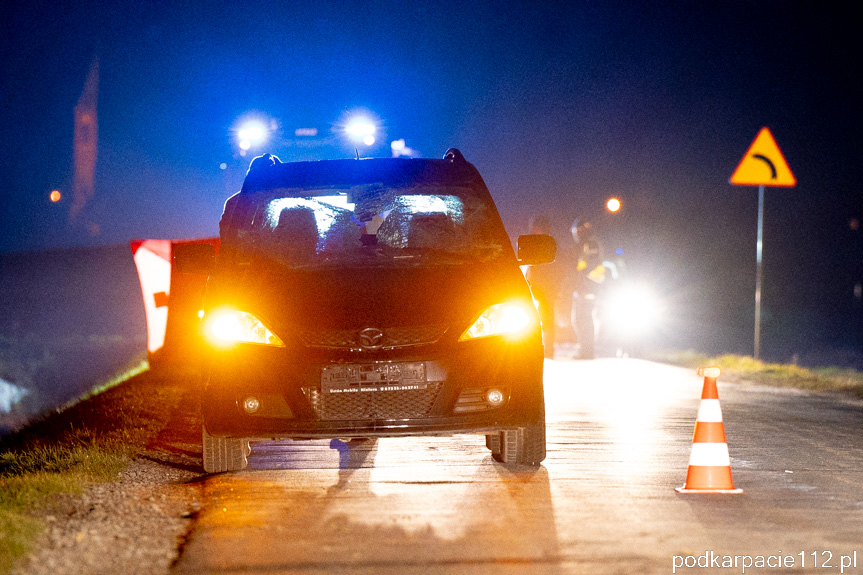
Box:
[2,1,861,362]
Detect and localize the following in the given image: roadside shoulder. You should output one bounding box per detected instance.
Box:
[3,368,206,575]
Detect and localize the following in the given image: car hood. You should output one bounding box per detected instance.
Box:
[223,261,529,336]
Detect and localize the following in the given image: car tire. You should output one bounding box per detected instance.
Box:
[490,420,546,466]
[485,433,501,455]
[202,425,250,473]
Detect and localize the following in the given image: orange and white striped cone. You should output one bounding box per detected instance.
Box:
[676,366,743,494]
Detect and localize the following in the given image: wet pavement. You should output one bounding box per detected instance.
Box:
[173,359,863,574]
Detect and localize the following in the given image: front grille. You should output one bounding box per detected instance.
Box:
[299,325,447,350]
[302,382,443,421]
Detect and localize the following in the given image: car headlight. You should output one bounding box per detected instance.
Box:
[605,285,662,335]
[204,309,285,347]
[459,302,535,341]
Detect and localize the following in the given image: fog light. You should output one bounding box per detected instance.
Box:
[243,396,260,414]
[486,389,505,407]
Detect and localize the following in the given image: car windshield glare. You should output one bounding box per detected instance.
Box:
[234,184,508,269]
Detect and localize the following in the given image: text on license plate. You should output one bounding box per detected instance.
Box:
[321,362,427,393]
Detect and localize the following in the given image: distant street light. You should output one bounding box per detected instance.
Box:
[606,197,621,213]
[49,190,62,203]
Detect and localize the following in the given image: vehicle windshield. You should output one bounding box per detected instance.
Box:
[232,184,510,269]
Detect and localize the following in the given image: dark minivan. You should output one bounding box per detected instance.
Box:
[180,149,556,472]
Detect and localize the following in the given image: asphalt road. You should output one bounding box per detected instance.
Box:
[173,359,863,574]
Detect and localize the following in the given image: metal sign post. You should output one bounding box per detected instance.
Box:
[730,128,796,360]
[754,184,764,359]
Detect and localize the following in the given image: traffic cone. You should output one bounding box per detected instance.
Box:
[676,367,743,494]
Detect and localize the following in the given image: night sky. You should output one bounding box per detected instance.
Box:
[1,1,861,361]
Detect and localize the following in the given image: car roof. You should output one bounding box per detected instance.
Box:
[240,152,486,194]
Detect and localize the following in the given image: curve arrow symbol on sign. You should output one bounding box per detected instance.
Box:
[751,154,777,180]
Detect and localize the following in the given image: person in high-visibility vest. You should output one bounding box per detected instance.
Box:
[570,219,605,359]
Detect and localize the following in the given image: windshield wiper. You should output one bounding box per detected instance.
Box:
[392,247,478,264]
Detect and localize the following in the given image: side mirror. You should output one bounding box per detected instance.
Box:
[517,234,557,265]
[174,243,215,275]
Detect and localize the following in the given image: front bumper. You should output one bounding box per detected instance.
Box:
[202,336,545,440]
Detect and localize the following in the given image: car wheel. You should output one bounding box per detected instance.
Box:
[490,420,546,466]
[202,425,250,473]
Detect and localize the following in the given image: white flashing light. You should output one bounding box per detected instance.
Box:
[236,120,268,151]
[238,123,266,142]
[363,135,376,146]
[346,118,376,141]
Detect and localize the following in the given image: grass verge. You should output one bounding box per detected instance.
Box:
[0,445,129,569]
[656,351,863,398]
[0,363,188,574]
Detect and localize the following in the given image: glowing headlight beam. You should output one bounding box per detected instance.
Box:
[205,310,285,347]
[460,303,534,341]
[604,285,663,336]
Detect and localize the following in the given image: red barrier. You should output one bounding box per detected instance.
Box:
[130,238,219,363]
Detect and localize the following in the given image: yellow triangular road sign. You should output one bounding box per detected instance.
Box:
[730,127,796,187]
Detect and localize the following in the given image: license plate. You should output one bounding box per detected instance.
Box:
[321,362,427,393]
